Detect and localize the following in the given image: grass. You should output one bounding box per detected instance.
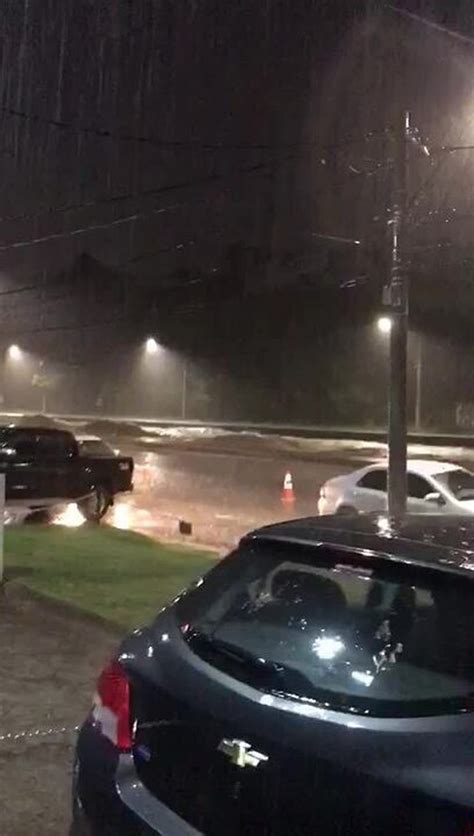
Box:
[3,525,217,629]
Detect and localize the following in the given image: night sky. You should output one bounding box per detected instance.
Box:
[0,0,473,426]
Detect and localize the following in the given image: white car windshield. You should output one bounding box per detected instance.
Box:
[435,469,474,501]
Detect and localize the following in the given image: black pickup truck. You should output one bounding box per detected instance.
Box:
[0,426,133,521]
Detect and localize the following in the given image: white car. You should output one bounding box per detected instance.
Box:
[318,459,474,516]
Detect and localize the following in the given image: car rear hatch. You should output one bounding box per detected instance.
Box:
[132,681,472,836]
[131,539,474,835]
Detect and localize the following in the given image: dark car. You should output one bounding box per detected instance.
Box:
[0,425,133,521]
[73,514,474,835]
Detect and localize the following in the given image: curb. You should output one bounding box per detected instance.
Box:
[133,529,226,556]
[2,580,125,637]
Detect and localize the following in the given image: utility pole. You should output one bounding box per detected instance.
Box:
[414,332,422,432]
[385,111,410,517]
[181,359,188,421]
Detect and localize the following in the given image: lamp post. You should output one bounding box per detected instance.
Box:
[378,318,424,434]
[145,337,159,355]
[377,316,392,335]
[5,345,24,410]
[413,332,422,433]
[7,344,22,361]
[181,358,188,421]
[144,338,189,421]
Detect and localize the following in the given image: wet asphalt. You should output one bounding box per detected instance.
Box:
[111,447,353,546]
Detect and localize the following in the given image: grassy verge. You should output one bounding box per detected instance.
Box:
[4,526,217,629]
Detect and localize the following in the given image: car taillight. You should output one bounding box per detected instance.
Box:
[92,661,132,751]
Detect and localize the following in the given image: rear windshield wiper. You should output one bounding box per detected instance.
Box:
[186,628,318,698]
[187,628,280,671]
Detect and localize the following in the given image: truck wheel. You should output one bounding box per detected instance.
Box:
[80,487,111,523]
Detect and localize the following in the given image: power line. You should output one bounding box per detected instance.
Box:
[6,313,132,337]
[0,154,393,329]
[0,156,280,249]
[0,120,392,242]
[122,239,196,268]
[2,261,372,337]
[0,217,364,298]
[0,103,280,152]
[407,143,474,222]
[1,103,391,154]
[0,223,362,322]
[0,155,391,255]
[311,232,361,246]
[114,161,393,270]
[0,223,381,336]
[0,152,293,229]
[0,153,374,233]
[0,224,372,332]
[413,207,474,227]
[0,202,187,253]
[0,129,392,229]
[8,125,375,231]
[436,144,474,153]
[387,5,474,47]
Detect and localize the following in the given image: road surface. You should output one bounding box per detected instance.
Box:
[105,437,474,547]
[108,447,356,547]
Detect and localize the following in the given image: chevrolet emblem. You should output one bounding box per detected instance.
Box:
[218,738,268,768]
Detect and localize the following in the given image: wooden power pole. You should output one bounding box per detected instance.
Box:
[385,111,410,517]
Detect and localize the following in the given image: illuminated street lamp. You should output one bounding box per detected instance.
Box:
[377,317,424,432]
[7,344,22,360]
[377,316,392,335]
[143,337,189,420]
[145,337,159,355]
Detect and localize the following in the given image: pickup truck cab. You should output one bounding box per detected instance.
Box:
[0,425,133,521]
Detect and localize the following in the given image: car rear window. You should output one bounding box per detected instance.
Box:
[436,468,474,501]
[78,439,114,457]
[357,469,387,491]
[177,541,474,718]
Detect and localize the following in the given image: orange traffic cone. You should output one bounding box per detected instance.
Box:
[281,471,295,504]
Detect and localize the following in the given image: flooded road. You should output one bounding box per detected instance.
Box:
[108,448,353,547]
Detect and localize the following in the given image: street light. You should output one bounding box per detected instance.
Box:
[7,344,22,360]
[378,316,424,432]
[145,337,159,355]
[143,339,190,421]
[413,332,423,433]
[377,316,392,335]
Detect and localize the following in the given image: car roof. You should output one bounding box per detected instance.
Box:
[0,424,67,435]
[75,435,102,442]
[247,514,474,578]
[406,459,461,477]
[364,459,461,477]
